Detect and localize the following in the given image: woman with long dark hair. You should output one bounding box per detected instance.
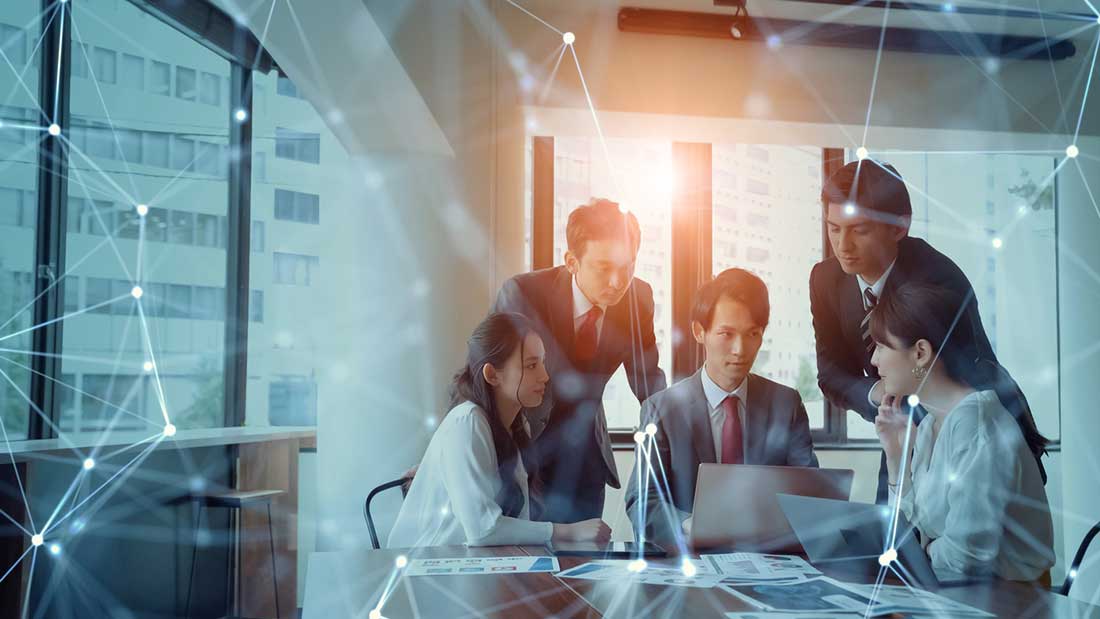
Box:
[870,283,1054,582]
[388,312,612,547]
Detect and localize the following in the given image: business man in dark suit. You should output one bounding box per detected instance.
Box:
[810,160,1047,503]
[493,198,666,523]
[625,268,818,548]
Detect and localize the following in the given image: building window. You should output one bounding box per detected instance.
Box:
[273,252,319,286]
[150,60,171,95]
[250,290,264,322]
[175,65,197,101]
[251,220,265,253]
[0,23,27,67]
[268,376,317,425]
[93,47,117,84]
[143,132,170,168]
[120,53,144,90]
[274,127,320,164]
[200,71,221,106]
[274,188,320,224]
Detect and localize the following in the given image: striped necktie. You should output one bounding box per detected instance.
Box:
[860,288,878,359]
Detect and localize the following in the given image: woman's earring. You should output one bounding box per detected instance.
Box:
[912,365,928,379]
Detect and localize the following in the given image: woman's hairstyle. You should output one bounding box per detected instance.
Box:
[869,283,1049,466]
[448,312,537,518]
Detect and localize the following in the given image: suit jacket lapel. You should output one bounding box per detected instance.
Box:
[687,370,717,465]
[745,374,771,464]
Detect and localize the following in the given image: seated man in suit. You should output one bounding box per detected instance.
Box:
[625,268,818,548]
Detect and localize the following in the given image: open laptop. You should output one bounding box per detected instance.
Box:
[778,493,983,590]
[689,464,854,551]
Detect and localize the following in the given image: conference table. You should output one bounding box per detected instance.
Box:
[303,544,1100,618]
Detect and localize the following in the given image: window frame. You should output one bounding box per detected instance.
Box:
[529,139,1057,450]
[16,0,262,439]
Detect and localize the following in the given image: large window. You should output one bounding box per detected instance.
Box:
[59,0,231,432]
[0,3,43,440]
[550,137,674,430]
[712,144,826,429]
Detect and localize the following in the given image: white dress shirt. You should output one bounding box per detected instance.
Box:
[387,401,553,548]
[857,258,896,310]
[889,390,1055,581]
[699,368,749,461]
[572,276,607,342]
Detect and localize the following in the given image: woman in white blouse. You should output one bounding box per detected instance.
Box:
[388,312,612,548]
[869,283,1054,583]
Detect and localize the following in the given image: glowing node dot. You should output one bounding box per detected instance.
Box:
[942,2,954,11]
[368,610,382,619]
[680,560,697,577]
[1096,15,1100,25]
[991,237,1003,249]
[48,124,60,136]
[136,203,148,216]
[879,548,897,566]
[645,423,657,436]
[765,34,782,49]
[31,534,43,547]
[143,361,154,373]
[856,146,869,160]
[234,109,248,122]
[395,555,408,568]
[627,559,648,573]
[618,204,630,214]
[843,202,857,216]
[49,543,61,555]
[1018,205,1028,216]
[948,472,958,483]
[1070,568,1078,579]
[906,394,920,408]
[1066,144,1079,158]
[83,458,95,471]
[562,32,575,45]
[163,423,177,437]
[131,285,143,299]
[633,431,645,445]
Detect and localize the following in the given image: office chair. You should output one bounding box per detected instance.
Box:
[1061,520,1100,596]
[364,476,411,549]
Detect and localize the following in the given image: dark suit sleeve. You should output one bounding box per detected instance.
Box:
[786,395,819,468]
[492,276,535,318]
[624,282,667,404]
[624,399,681,547]
[809,263,877,421]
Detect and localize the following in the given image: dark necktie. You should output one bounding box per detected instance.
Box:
[574,306,603,362]
[860,287,878,358]
[720,395,743,465]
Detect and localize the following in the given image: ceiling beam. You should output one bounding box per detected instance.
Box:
[618,7,1077,60]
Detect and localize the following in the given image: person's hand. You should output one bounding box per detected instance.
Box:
[870,380,886,406]
[400,464,418,493]
[874,394,916,461]
[552,518,612,543]
[682,516,693,536]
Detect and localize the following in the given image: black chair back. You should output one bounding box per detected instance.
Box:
[364,477,410,549]
[1062,521,1100,596]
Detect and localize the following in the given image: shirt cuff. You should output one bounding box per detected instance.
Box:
[867,380,882,408]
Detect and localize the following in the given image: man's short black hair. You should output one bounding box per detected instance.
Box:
[691,268,770,331]
[822,160,912,224]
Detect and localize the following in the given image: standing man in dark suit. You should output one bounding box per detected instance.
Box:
[626,269,818,548]
[810,160,1047,503]
[493,198,666,523]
